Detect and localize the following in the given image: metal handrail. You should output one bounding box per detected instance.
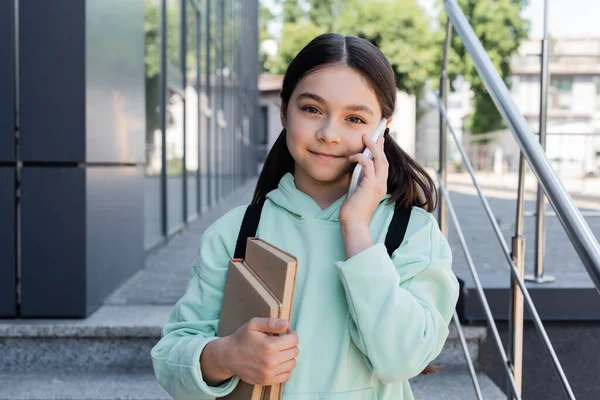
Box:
[436,98,576,399]
[452,312,484,400]
[437,169,522,398]
[443,0,600,291]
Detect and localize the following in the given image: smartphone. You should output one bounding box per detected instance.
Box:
[347,118,388,198]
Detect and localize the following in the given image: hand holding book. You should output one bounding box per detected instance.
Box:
[223,317,299,386]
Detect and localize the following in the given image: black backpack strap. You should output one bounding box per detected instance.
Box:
[384,206,412,257]
[234,203,265,259]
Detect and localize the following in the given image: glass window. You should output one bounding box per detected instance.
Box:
[166,90,185,231]
[199,0,210,212]
[223,0,233,196]
[185,1,199,219]
[550,76,573,110]
[551,76,573,92]
[209,0,220,204]
[166,0,182,68]
[144,0,163,250]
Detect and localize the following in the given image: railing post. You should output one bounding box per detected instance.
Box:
[438,18,452,236]
[528,0,555,284]
[507,153,526,399]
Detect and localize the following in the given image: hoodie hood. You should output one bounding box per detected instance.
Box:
[266,173,346,222]
[266,172,392,222]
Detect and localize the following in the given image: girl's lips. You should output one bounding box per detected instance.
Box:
[310,151,343,160]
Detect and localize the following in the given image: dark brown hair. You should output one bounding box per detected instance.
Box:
[252,33,436,214]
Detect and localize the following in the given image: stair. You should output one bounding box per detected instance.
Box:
[0,372,169,400]
[0,305,504,399]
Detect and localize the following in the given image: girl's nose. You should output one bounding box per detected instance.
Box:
[316,119,341,144]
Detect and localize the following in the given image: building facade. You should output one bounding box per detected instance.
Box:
[0,0,260,318]
[509,37,600,176]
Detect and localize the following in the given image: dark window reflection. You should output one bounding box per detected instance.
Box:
[144,0,163,250]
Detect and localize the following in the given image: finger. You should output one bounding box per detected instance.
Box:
[367,136,388,176]
[275,346,300,365]
[248,317,289,334]
[349,153,375,180]
[270,371,293,385]
[264,330,299,351]
[273,357,297,376]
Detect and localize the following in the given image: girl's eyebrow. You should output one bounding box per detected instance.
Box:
[296,92,374,115]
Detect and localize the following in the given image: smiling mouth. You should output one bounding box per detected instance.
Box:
[310,151,343,159]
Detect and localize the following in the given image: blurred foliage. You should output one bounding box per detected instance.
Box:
[263,0,436,95]
[260,0,529,133]
[436,0,530,134]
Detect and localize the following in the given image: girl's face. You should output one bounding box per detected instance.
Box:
[282,64,384,189]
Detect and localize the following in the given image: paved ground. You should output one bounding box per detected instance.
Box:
[106,179,257,306]
[106,175,600,306]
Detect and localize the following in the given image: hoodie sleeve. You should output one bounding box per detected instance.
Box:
[150,206,246,400]
[334,208,459,384]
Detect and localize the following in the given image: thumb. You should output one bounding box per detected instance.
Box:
[248,318,289,334]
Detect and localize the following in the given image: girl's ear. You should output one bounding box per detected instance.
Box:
[385,118,393,128]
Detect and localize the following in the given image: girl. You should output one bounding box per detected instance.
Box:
[151,33,459,400]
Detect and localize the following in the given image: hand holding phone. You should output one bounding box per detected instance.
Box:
[347,118,388,198]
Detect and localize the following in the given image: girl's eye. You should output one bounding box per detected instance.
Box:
[302,106,321,114]
[347,116,365,124]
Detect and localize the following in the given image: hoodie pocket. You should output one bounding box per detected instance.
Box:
[282,387,375,400]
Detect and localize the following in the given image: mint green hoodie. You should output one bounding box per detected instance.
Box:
[151,173,459,400]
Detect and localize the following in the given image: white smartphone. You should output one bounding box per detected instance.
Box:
[347,118,388,198]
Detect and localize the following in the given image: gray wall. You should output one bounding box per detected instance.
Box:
[2,0,259,317]
[17,0,146,317]
[85,0,146,164]
[480,322,600,400]
[0,0,14,163]
[19,0,86,163]
[0,1,15,317]
[0,168,15,317]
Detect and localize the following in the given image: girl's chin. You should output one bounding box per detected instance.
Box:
[304,169,350,184]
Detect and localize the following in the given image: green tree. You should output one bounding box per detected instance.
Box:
[269,21,327,74]
[282,0,306,23]
[265,0,436,94]
[306,0,345,31]
[334,0,437,95]
[440,0,529,134]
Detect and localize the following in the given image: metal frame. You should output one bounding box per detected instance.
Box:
[532,0,554,284]
[443,0,600,290]
[437,98,575,399]
[437,1,600,398]
[144,0,252,251]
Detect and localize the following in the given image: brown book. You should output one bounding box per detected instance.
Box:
[218,259,281,400]
[244,239,298,400]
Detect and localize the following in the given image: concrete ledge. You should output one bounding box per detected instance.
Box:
[410,368,505,400]
[0,372,170,400]
[0,305,172,338]
[455,270,600,321]
[447,324,487,341]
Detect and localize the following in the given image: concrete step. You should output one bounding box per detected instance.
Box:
[0,305,487,374]
[0,305,169,373]
[0,372,170,400]
[410,368,506,400]
[0,369,504,400]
